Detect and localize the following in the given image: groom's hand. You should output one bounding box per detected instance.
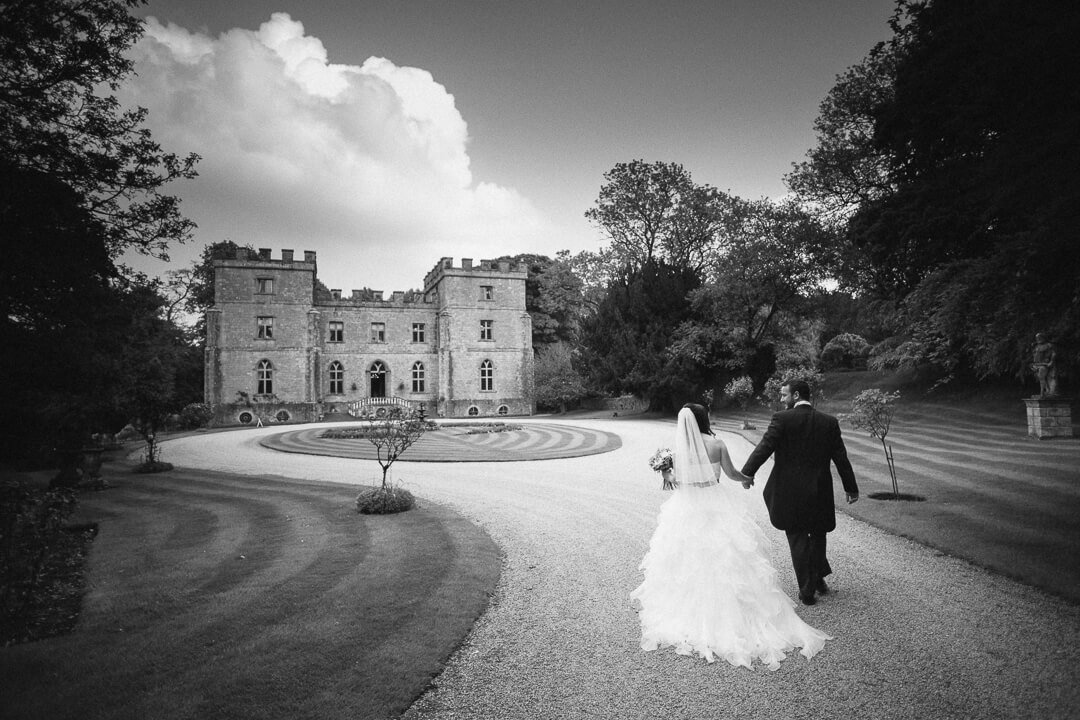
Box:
[846,492,859,504]
[742,476,754,490]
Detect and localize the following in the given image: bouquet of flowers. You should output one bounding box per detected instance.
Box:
[648,448,676,490]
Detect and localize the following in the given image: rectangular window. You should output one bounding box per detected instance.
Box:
[257,316,274,339]
[480,285,493,301]
[480,319,493,341]
[256,278,274,294]
[329,321,344,343]
[370,322,385,342]
[412,322,426,343]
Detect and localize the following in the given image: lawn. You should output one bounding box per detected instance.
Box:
[721,370,1080,603]
[0,466,500,720]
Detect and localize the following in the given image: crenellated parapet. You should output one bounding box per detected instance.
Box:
[423,256,528,291]
[316,287,434,307]
[226,247,317,265]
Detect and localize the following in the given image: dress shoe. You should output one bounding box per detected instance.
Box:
[815,578,829,594]
[798,591,816,606]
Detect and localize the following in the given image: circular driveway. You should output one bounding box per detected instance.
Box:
[162,417,1080,720]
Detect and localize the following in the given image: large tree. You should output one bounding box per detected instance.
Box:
[498,251,585,347]
[788,0,1080,379]
[669,197,833,387]
[0,0,199,461]
[577,262,704,411]
[0,0,198,260]
[584,160,733,275]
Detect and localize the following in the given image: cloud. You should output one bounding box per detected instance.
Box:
[119,13,548,290]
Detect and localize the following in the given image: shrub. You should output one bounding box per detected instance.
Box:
[355,486,416,515]
[821,333,872,370]
[177,403,214,430]
[1,481,77,620]
[761,365,826,410]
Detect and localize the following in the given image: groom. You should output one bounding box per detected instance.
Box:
[741,379,859,605]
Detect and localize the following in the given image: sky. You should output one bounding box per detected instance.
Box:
[120,0,898,293]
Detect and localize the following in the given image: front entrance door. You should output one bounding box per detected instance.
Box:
[369,361,387,398]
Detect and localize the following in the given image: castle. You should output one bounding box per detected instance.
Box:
[205,249,534,425]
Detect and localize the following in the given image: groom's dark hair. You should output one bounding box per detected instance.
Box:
[682,403,714,435]
[783,379,812,401]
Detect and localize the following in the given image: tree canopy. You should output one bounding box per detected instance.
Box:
[0,0,200,461]
[788,0,1080,379]
[0,0,198,260]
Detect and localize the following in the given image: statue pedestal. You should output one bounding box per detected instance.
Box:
[1024,397,1074,439]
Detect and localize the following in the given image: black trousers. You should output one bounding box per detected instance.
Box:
[785,530,832,596]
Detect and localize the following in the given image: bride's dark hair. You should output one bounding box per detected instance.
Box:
[682,403,714,435]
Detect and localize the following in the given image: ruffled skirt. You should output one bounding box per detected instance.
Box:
[630,484,831,670]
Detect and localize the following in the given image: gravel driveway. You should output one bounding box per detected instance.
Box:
[162,418,1080,720]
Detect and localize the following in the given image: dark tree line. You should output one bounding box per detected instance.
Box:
[0,0,200,465]
[788,0,1080,382]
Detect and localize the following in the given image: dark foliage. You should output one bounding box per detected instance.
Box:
[577,262,705,410]
[0,480,80,639]
[789,0,1080,380]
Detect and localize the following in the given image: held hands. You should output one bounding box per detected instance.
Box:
[741,475,754,490]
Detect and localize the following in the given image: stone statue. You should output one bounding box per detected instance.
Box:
[1031,333,1058,397]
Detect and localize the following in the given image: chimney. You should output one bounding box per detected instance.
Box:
[331,289,342,300]
[304,251,316,263]
[462,258,473,270]
[258,248,271,259]
[281,249,294,262]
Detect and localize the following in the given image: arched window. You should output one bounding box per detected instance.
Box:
[411,361,425,393]
[480,359,494,392]
[257,359,273,395]
[329,361,344,394]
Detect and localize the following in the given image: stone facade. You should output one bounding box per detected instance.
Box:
[205,249,534,425]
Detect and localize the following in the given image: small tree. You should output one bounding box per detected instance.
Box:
[354,408,434,514]
[724,375,756,429]
[842,389,901,499]
[364,408,434,489]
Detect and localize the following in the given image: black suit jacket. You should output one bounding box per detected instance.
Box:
[741,405,859,532]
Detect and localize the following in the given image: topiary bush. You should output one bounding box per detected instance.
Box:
[821,333,872,370]
[355,486,416,514]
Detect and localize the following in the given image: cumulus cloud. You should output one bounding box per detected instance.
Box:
[120,13,548,290]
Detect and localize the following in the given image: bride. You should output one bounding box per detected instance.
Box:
[630,403,831,670]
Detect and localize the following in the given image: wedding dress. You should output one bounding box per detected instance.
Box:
[630,408,831,670]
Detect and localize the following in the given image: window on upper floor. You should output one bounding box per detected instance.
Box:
[481,285,494,301]
[329,321,344,343]
[329,361,344,394]
[370,322,385,342]
[480,359,494,391]
[412,322,426,343]
[412,361,425,393]
[256,277,274,294]
[257,359,273,394]
[480,319,493,341]
[257,316,274,339]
